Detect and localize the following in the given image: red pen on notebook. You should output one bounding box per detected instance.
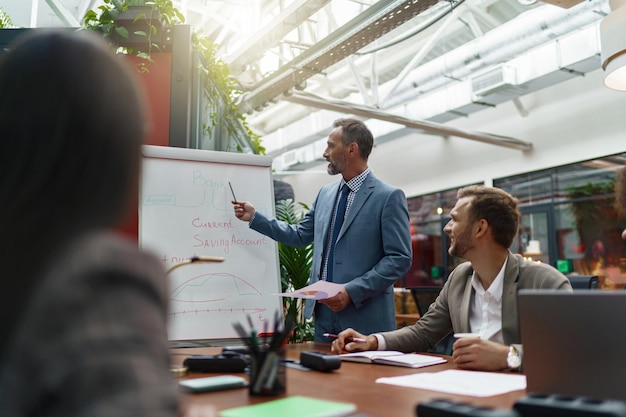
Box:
[323,333,367,343]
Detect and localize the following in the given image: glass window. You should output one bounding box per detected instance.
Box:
[406,154,626,290]
[404,185,479,288]
[405,194,443,288]
[495,152,626,289]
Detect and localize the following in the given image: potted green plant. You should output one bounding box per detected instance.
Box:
[83,0,184,71]
[275,199,314,343]
[82,0,262,153]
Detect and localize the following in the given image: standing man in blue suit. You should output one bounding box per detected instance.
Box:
[233,118,412,341]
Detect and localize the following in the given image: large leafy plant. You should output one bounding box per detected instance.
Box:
[275,199,314,343]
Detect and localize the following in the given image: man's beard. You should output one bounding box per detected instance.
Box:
[449,226,474,258]
[326,158,344,175]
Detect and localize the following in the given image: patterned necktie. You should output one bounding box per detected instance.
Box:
[326,185,349,282]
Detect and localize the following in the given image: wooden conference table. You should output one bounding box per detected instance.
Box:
[171,343,526,417]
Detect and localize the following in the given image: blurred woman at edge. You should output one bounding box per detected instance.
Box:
[0,29,185,417]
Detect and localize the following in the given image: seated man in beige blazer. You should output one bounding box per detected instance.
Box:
[331,185,572,372]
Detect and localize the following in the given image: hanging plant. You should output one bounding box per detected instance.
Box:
[192,31,264,154]
[82,0,263,154]
[83,0,184,72]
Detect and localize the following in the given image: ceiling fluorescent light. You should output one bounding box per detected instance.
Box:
[601,0,626,91]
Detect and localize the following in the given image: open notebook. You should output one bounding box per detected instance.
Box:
[339,350,446,368]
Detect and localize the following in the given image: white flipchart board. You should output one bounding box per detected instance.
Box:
[139,145,282,342]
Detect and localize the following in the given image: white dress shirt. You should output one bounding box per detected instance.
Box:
[375,256,508,350]
[469,257,507,344]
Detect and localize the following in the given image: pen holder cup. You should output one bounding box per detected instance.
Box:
[249,348,286,396]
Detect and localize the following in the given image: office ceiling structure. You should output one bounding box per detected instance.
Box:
[174,0,610,174]
[5,0,612,173]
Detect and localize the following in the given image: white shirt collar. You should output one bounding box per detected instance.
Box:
[470,255,507,301]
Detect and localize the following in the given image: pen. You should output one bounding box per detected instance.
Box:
[323,333,367,343]
[261,351,280,392]
[228,181,237,202]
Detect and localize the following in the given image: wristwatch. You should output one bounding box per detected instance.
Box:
[507,345,521,370]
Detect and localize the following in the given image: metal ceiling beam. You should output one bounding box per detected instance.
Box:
[237,0,443,114]
[225,0,331,75]
[380,3,461,104]
[30,0,39,27]
[282,91,533,151]
[45,0,80,26]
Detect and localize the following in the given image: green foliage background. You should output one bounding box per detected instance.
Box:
[275,199,314,343]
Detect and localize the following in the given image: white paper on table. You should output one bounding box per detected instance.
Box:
[376,369,527,397]
[274,280,345,300]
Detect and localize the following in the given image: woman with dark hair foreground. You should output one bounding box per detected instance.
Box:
[0,29,191,416]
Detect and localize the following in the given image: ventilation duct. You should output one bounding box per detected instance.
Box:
[471,65,517,97]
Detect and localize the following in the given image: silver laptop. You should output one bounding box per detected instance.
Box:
[518,289,626,402]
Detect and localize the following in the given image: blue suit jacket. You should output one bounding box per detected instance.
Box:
[250,173,412,335]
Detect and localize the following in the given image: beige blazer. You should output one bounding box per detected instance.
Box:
[382,252,572,353]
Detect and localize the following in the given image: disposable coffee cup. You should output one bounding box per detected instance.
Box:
[453,333,480,339]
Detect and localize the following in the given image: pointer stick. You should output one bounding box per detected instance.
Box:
[228,181,237,202]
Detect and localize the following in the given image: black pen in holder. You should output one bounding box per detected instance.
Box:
[249,347,286,396]
[232,315,293,396]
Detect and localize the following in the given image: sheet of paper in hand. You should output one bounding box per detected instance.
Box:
[275,281,344,300]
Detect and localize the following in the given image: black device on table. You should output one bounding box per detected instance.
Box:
[299,351,342,372]
[183,350,248,373]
